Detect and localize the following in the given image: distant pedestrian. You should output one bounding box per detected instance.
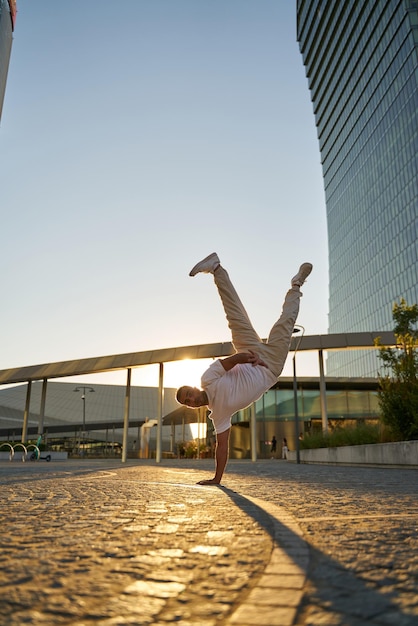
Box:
[282,438,289,459]
[271,435,277,454]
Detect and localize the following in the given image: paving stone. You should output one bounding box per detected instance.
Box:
[1,458,417,624]
[229,603,297,625]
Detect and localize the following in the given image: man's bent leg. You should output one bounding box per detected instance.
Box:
[197,428,230,485]
[213,267,262,353]
[262,286,302,377]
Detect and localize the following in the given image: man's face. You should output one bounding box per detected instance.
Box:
[178,386,206,408]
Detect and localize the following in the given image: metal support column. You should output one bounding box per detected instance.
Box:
[21,381,32,443]
[292,325,305,464]
[170,421,175,454]
[156,362,164,463]
[38,378,48,436]
[293,355,301,464]
[121,368,131,463]
[318,349,328,433]
[250,402,257,462]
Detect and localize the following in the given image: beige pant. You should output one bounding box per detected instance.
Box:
[214,266,301,378]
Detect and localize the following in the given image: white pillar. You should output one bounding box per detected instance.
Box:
[121,368,131,463]
[38,378,48,436]
[250,402,257,462]
[170,421,175,453]
[156,363,164,463]
[22,381,32,443]
[318,349,328,433]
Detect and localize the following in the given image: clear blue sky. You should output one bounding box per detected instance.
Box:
[0,1,328,387]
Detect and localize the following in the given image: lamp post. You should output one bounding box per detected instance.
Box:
[73,386,94,454]
[292,325,305,464]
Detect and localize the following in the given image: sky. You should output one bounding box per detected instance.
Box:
[0,0,329,389]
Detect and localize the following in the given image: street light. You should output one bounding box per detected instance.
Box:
[73,386,95,452]
[292,325,305,464]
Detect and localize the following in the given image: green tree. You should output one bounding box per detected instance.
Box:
[375,299,418,440]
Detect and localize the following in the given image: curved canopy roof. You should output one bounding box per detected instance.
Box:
[0,331,396,386]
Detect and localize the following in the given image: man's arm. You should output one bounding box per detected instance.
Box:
[220,350,267,371]
[197,428,230,485]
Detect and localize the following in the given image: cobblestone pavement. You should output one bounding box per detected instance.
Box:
[0,458,417,626]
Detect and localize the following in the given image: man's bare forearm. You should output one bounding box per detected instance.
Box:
[220,350,267,371]
[197,428,230,486]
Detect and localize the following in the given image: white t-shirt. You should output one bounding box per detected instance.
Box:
[201,359,277,434]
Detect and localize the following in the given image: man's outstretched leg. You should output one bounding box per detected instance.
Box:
[197,428,230,485]
[261,263,313,376]
[189,252,263,354]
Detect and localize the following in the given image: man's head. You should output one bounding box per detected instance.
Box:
[176,386,208,408]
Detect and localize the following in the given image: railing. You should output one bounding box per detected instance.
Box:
[0,442,28,461]
[0,442,14,460]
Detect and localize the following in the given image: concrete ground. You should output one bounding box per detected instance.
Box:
[0,458,417,625]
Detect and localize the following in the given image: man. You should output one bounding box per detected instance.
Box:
[176,253,312,485]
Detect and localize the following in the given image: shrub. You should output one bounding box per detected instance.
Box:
[300,423,382,449]
[375,299,418,440]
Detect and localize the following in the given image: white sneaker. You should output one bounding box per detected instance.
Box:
[189,253,220,276]
[291,262,313,287]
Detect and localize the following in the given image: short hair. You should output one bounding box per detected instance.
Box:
[176,386,188,404]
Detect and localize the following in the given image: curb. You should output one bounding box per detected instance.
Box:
[225,494,309,626]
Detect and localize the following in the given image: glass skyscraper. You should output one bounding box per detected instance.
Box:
[0,0,15,122]
[297,0,418,376]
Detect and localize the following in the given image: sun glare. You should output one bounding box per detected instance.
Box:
[189,422,207,440]
[66,358,215,390]
[163,359,211,389]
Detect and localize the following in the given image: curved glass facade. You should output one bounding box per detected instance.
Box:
[297,0,418,376]
[230,378,380,458]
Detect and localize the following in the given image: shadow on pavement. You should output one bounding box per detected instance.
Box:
[219,485,414,625]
